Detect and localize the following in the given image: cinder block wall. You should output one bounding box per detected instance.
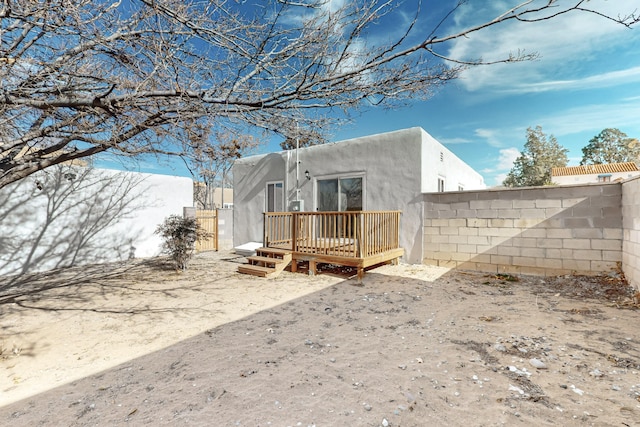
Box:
[423,183,623,277]
[622,176,640,290]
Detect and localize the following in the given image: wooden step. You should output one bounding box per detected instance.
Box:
[238,247,293,279]
[247,255,281,265]
[256,247,291,257]
[257,248,292,266]
[238,264,276,278]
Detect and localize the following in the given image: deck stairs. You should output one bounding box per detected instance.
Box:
[238,247,292,278]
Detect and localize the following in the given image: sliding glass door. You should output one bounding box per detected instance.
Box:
[317,176,363,212]
[316,175,363,239]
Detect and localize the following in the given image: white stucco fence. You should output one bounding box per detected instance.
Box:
[0,166,193,276]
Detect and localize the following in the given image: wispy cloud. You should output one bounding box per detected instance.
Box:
[439,136,474,144]
[278,0,347,28]
[464,96,640,148]
[498,147,520,170]
[474,128,504,148]
[492,173,508,186]
[481,147,519,186]
[322,0,346,14]
[480,147,519,174]
[502,66,640,94]
[446,0,640,93]
[535,99,640,137]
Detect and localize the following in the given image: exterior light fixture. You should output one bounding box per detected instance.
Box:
[305,170,311,180]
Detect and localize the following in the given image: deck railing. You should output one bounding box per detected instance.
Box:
[263,211,401,258]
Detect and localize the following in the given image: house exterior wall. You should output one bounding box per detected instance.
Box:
[553,171,640,185]
[233,152,288,252]
[233,127,485,264]
[0,166,193,276]
[622,176,640,290]
[423,183,624,277]
[420,129,485,193]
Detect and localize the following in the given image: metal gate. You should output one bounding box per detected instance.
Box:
[196,209,218,252]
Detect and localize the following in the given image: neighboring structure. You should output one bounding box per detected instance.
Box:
[193,183,234,209]
[552,162,640,185]
[233,127,486,263]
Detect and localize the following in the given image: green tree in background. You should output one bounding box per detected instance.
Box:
[580,128,640,165]
[503,126,568,187]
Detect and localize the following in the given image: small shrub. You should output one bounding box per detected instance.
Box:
[155,215,209,270]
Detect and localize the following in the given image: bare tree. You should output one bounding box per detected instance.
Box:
[189,130,258,209]
[1,0,638,189]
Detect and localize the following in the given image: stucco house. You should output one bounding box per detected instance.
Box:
[233,127,485,264]
[552,162,640,185]
[193,183,234,209]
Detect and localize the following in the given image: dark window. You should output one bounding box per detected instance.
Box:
[266,182,284,212]
[317,176,363,211]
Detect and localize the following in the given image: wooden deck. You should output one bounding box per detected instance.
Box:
[262,211,404,280]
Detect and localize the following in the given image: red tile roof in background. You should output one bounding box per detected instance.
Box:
[552,162,639,176]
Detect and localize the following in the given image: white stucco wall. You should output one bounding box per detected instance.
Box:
[233,127,485,263]
[420,129,486,192]
[0,166,193,276]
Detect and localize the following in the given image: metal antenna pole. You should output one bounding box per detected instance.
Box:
[296,124,300,201]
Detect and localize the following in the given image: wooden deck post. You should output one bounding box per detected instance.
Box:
[309,260,316,276]
[262,212,267,247]
[291,212,297,252]
[357,212,364,258]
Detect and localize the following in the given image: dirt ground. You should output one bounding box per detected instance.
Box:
[1,250,640,426]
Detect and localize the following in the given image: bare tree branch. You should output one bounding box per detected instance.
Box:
[0,0,637,188]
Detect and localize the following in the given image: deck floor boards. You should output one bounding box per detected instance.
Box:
[268,240,403,280]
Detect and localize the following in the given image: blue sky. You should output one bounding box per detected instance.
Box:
[108,0,640,187]
[308,0,640,187]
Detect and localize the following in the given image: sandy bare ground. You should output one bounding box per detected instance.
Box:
[1,251,639,426]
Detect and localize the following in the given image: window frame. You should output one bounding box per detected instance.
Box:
[265,180,285,212]
[314,172,365,212]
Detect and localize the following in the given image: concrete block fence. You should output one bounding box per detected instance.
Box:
[622,176,640,290]
[422,182,640,290]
